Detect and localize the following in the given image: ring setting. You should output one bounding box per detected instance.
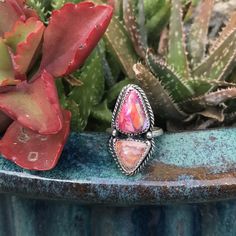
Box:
[109,84,163,175]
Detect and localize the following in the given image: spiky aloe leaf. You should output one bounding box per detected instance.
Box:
[186,78,236,95]
[66,46,105,131]
[183,0,200,22]
[64,75,83,87]
[144,0,161,19]
[123,0,146,58]
[60,96,84,131]
[167,0,190,79]
[133,63,187,120]
[0,110,71,171]
[102,53,120,87]
[39,2,113,77]
[193,17,236,83]
[186,88,236,107]
[88,100,112,131]
[56,76,84,131]
[104,14,138,79]
[158,27,168,56]
[0,71,63,134]
[210,11,236,52]
[137,0,147,46]
[146,50,194,102]
[0,38,21,89]
[26,0,50,23]
[4,17,45,75]
[188,0,214,65]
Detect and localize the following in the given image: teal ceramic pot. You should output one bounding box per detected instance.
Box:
[1,128,236,235]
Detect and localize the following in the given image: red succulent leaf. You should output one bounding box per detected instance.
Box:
[39,2,113,77]
[0,110,71,171]
[4,17,45,75]
[0,0,25,36]
[14,0,39,18]
[0,70,63,134]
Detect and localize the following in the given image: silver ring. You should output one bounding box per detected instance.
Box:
[106,127,163,138]
[108,84,163,176]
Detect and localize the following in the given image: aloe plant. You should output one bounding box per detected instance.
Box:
[0,0,113,170]
[106,0,236,130]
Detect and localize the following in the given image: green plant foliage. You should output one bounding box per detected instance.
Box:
[133,63,187,120]
[115,0,236,129]
[144,0,171,38]
[51,0,66,9]
[188,0,214,65]
[104,15,138,79]
[90,99,112,124]
[28,0,236,131]
[146,50,194,102]
[26,0,51,23]
[59,43,105,131]
[105,79,132,106]
[167,0,190,79]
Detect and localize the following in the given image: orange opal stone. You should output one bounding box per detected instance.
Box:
[116,89,149,134]
[114,139,151,173]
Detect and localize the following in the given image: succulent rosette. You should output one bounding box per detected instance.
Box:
[0,0,113,170]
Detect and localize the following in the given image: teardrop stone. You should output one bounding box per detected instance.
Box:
[116,89,150,134]
[114,139,151,174]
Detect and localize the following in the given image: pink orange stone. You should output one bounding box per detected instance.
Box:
[116,89,149,134]
[114,139,151,173]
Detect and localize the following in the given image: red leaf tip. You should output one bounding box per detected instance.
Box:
[40,1,113,77]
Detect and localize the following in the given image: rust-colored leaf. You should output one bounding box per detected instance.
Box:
[188,88,236,107]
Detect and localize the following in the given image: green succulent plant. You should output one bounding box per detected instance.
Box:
[25,0,236,132]
[103,0,236,130]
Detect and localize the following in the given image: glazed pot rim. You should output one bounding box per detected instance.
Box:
[0,127,236,205]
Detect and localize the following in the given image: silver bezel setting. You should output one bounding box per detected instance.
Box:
[109,137,155,176]
[109,84,157,176]
[111,84,154,136]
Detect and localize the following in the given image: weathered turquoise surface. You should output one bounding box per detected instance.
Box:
[1,129,236,204]
[1,128,236,235]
